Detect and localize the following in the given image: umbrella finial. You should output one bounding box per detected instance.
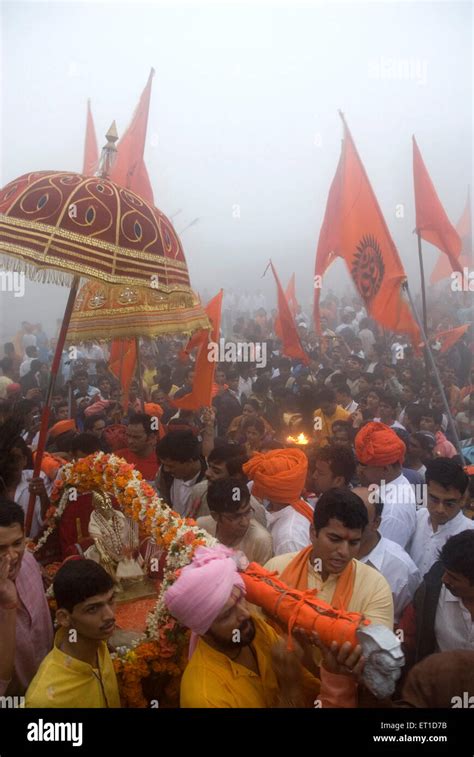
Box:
[98,121,119,179]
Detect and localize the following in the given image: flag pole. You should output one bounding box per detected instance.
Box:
[416,232,428,336]
[402,281,465,464]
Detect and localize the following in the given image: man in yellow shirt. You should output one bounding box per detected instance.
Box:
[164,543,363,708]
[265,488,394,630]
[313,388,352,447]
[26,559,120,708]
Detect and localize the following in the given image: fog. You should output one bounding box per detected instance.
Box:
[1,0,472,342]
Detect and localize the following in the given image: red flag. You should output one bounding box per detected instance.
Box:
[109,339,137,410]
[434,324,471,354]
[110,69,155,203]
[430,188,472,283]
[82,100,99,177]
[413,136,462,274]
[271,262,309,364]
[314,115,420,342]
[173,290,223,410]
[286,273,299,318]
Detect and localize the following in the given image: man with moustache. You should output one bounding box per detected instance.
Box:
[265,488,393,630]
[164,544,362,708]
[25,559,120,707]
[0,499,53,697]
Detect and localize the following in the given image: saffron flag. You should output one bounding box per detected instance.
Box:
[82,100,99,177]
[109,339,137,411]
[286,273,299,318]
[271,262,309,364]
[430,188,472,283]
[434,324,471,354]
[313,115,420,342]
[173,290,223,410]
[413,136,462,274]
[110,68,155,204]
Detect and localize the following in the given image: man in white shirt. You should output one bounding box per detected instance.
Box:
[19,346,39,378]
[355,422,416,549]
[242,448,313,556]
[408,458,473,577]
[82,341,105,378]
[408,530,474,664]
[355,486,421,624]
[334,384,358,415]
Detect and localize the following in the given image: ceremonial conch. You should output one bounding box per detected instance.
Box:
[241,562,405,699]
[85,491,145,588]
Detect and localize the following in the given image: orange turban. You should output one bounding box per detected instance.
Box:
[243,448,308,507]
[144,402,163,419]
[48,420,76,440]
[355,422,406,466]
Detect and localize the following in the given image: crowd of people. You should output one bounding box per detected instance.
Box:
[0,285,473,709]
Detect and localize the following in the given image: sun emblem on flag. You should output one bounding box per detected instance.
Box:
[351,234,385,305]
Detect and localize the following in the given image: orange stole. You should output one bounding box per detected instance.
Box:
[292,498,314,523]
[280,546,355,610]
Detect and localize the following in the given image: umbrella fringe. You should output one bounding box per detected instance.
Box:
[0,255,74,287]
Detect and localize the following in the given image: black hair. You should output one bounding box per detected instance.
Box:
[242,398,262,412]
[84,414,107,432]
[426,458,469,496]
[440,531,474,584]
[74,369,89,381]
[314,445,356,485]
[10,435,34,469]
[0,497,25,529]
[379,393,399,410]
[157,430,200,462]
[158,379,172,394]
[419,405,443,427]
[335,384,352,397]
[317,388,336,404]
[412,431,436,453]
[331,419,353,436]
[128,412,154,436]
[313,488,368,533]
[241,416,265,435]
[25,345,38,358]
[208,443,249,476]
[207,477,251,514]
[53,559,115,612]
[70,433,102,456]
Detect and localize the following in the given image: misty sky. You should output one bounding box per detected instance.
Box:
[1,0,472,340]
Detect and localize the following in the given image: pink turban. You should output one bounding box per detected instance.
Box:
[164,545,245,637]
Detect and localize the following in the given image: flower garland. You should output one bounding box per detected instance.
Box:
[38,452,216,706]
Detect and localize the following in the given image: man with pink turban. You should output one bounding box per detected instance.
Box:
[355,422,416,548]
[164,544,361,708]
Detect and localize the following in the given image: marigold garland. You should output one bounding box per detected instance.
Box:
[34,452,216,707]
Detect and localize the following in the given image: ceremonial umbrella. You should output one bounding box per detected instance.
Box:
[0,170,208,533]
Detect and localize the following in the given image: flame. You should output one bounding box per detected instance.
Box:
[286,433,309,445]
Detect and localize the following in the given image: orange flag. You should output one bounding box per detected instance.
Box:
[110,68,155,203]
[82,100,99,177]
[271,262,309,364]
[313,115,420,343]
[430,188,472,283]
[413,136,462,275]
[434,324,471,354]
[173,290,223,410]
[286,273,299,318]
[109,339,137,411]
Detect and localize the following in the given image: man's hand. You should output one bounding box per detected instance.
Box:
[28,477,48,502]
[294,627,365,678]
[0,555,18,609]
[201,406,216,428]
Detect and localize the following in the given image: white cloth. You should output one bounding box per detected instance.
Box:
[344,400,359,414]
[265,505,311,556]
[359,328,376,356]
[14,470,51,540]
[19,357,34,378]
[170,471,202,516]
[435,585,474,652]
[238,376,253,400]
[83,344,105,376]
[359,535,422,624]
[377,473,417,549]
[408,508,474,577]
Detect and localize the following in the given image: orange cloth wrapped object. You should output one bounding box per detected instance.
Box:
[242,561,371,650]
[354,421,406,466]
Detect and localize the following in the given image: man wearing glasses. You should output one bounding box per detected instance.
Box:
[408,458,473,576]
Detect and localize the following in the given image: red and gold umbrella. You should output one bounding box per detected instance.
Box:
[0,170,208,533]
